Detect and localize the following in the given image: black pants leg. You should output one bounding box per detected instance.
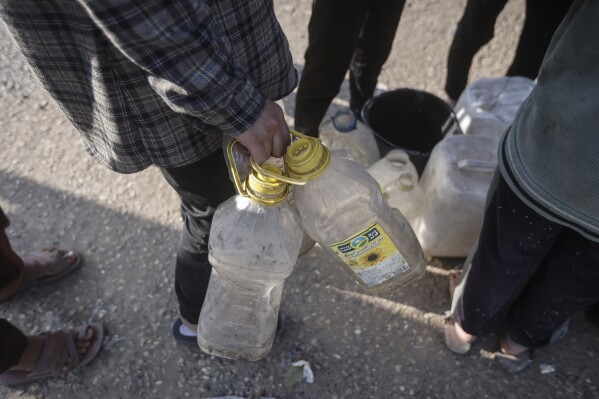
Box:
[507,228,599,348]
[0,207,25,298]
[348,0,406,115]
[454,175,599,348]
[445,0,571,101]
[506,0,572,78]
[445,0,508,101]
[160,150,236,325]
[0,319,27,374]
[295,0,369,137]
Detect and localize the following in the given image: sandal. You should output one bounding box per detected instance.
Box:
[0,247,82,303]
[495,320,570,374]
[0,323,104,387]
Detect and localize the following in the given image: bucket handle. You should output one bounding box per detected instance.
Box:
[457,159,496,173]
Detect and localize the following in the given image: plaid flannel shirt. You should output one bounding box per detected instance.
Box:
[0,0,297,173]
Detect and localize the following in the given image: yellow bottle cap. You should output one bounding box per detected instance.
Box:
[246,164,289,205]
[284,137,331,181]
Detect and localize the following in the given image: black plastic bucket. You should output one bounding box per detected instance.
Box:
[361,89,461,174]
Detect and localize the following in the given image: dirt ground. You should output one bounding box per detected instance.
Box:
[1,0,598,398]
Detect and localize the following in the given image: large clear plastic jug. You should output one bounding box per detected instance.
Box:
[412,134,500,257]
[367,150,423,222]
[197,145,303,361]
[319,109,380,168]
[281,131,426,293]
[454,77,535,137]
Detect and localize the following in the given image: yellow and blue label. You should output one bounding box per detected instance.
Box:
[330,223,409,286]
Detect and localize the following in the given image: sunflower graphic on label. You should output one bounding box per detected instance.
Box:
[330,223,410,286]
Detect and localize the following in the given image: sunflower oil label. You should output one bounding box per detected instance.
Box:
[330,223,409,286]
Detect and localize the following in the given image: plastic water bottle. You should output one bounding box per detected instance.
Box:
[197,144,303,361]
[319,109,380,168]
[281,131,426,293]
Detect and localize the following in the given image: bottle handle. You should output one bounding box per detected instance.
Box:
[457,159,496,173]
[226,139,250,197]
[226,128,311,194]
[249,128,317,186]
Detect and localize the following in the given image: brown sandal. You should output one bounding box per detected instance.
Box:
[0,247,82,303]
[0,323,104,387]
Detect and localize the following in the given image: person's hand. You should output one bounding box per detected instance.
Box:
[235,99,290,164]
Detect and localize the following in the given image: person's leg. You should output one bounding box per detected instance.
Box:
[445,0,509,102]
[0,207,80,303]
[452,175,563,338]
[0,319,103,386]
[506,0,572,79]
[504,228,599,351]
[348,0,406,116]
[160,149,236,329]
[0,208,25,298]
[0,319,27,374]
[294,0,369,136]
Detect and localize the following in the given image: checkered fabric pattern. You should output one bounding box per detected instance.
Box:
[0,0,297,173]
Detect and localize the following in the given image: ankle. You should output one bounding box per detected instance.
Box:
[454,321,476,344]
[500,334,528,356]
[11,335,43,372]
[181,317,197,331]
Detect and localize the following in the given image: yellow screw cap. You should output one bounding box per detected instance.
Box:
[284,137,330,181]
[246,164,289,205]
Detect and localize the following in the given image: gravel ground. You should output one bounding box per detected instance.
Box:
[1,1,598,398]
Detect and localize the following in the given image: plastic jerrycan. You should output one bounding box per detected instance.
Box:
[319,109,381,168]
[367,150,423,222]
[279,130,426,293]
[197,142,303,361]
[412,134,500,257]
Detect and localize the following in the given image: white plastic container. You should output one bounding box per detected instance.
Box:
[284,134,426,293]
[454,76,535,137]
[367,149,418,190]
[198,162,303,361]
[367,149,423,222]
[412,134,500,257]
[319,109,380,168]
[384,173,425,223]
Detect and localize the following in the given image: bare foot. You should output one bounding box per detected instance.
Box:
[444,269,476,354]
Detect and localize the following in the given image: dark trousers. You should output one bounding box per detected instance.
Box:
[0,207,28,374]
[445,0,572,101]
[160,149,236,325]
[294,0,406,136]
[454,175,599,349]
